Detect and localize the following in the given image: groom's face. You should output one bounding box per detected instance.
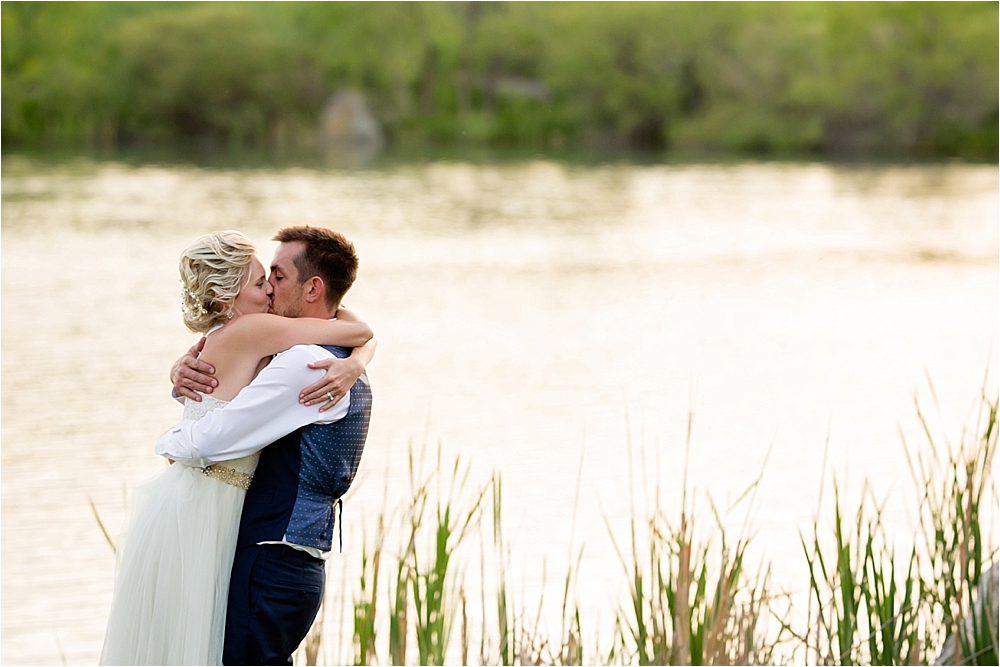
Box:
[268,242,308,318]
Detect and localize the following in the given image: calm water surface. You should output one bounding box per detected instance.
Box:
[2,158,997,664]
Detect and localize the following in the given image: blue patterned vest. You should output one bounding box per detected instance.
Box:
[235,345,372,552]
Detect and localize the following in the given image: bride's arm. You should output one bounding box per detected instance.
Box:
[293,306,376,409]
[300,336,377,410]
[227,311,373,359]
[169,309,374,401]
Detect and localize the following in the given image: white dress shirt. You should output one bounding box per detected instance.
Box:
[155,345,350,468]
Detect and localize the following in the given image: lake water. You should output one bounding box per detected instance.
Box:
[2,157,997,664]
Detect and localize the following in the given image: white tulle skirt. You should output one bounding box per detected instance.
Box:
[99,462,247,666]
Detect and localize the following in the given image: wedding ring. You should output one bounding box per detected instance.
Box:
[326,391,335,402]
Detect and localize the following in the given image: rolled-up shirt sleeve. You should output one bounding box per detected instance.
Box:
[155,345,349,467]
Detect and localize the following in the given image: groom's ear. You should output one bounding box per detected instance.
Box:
[303,276,325,304]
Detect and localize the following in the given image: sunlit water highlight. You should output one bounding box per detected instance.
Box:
[2,158,997,664]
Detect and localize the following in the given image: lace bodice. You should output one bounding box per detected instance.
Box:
[182,393,230,420]
[182,393,259,477]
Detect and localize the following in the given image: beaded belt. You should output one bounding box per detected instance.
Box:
[203,464,253,491]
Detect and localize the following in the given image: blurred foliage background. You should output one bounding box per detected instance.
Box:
[2,1,997,160]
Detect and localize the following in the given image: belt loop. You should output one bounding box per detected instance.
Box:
[336,498,344,553]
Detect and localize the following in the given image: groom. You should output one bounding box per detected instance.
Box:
[160,226,375,665]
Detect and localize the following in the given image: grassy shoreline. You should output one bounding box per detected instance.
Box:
[289,390,997,665]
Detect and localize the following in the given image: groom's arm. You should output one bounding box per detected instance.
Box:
[170,337,217,401]
[155,346,348,468]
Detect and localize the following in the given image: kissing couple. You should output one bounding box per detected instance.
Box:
[100,226,376,665]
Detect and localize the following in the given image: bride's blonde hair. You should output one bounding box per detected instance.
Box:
[179,231,257,333]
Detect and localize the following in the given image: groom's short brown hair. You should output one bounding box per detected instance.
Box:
[273,226,358,308]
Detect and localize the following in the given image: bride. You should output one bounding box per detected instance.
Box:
[99,231,373,665]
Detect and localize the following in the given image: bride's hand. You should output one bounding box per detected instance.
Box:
[300,356,363,412]
[171,338,218,401]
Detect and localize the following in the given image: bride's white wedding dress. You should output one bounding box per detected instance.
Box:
[100,394,260,666]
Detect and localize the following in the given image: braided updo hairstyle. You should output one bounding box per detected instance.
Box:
[179,231,257,333]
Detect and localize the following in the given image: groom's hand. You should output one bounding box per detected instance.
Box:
[300,357,363,412]
[171,338,217,401]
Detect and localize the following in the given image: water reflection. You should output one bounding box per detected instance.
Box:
[4,159,995,255]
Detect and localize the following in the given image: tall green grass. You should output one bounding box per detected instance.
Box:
[410,451,485,665]
[606,412,778,666]
[799,389,998,666]
[377,445,487,665]
[800,483,924,665]
[354,515,385,665]
[288,390,1000,665]
[491,474,514,667]
[906,386,998,665]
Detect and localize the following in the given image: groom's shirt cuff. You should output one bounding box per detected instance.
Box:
[155,345,349,467]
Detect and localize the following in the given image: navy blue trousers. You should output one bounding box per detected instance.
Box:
[223,544,325,666]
